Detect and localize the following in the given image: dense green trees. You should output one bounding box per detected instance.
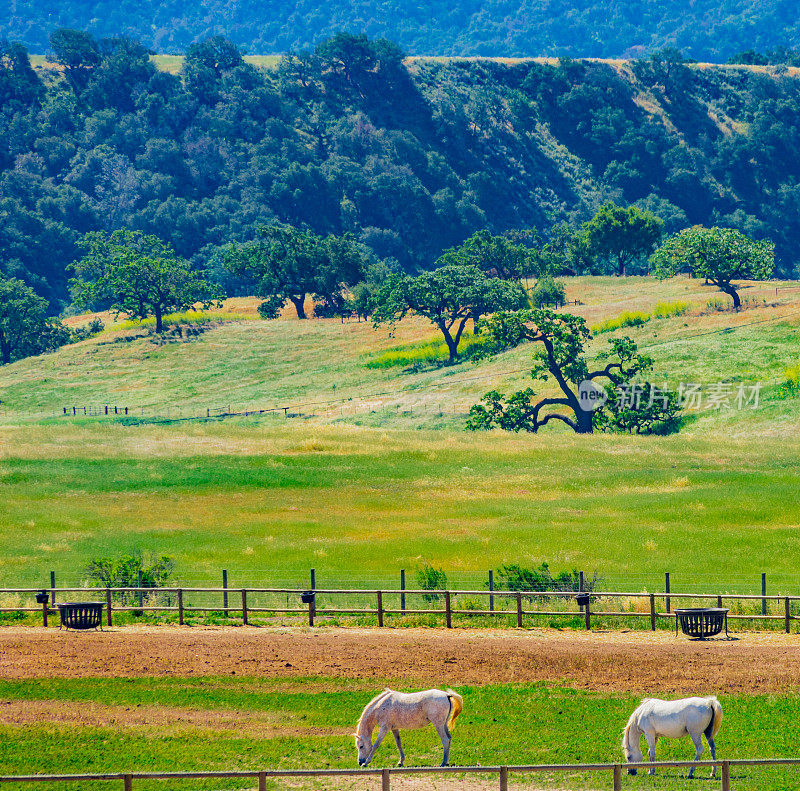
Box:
[5,1,800,61]
[71,230,221,331]
[0,31,796,315]
[650,226,775,308]
[0,275,67,364]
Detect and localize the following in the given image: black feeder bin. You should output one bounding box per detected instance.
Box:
[575,592,591,608]
[675,607,729,640]
[35,591,49,605]
[57,602,104,631]
[300,590,316,605]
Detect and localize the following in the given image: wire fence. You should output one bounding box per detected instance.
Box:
[5,584,800,632]
[1,758,799,791]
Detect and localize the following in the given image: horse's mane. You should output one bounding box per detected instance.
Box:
[356,689,393,733]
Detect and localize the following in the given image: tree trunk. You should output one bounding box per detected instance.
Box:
[154,306,163,334]
[727,287,741,310]
[0,329,10,365]
[290,295,307,319]
[575,406,594,434]
[443,330,458,362]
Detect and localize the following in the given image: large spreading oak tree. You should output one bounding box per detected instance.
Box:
[71,230,221,332]
[467,308,677,434]
[223,224,366,319]
[371,264,527,362]
[650,225,774,309]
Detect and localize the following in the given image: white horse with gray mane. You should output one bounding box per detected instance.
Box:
[623,696,723,778]
[354,688,463,767]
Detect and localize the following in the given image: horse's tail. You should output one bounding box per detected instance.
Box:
[446,689,463,730]
[705,697,723,740]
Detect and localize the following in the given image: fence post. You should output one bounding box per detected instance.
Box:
[177,588,184,625]
[50,571,56,607]
[41,595,48,627]
[762,572,767,616]
[137,570,143,609]
[578,571,584,612]
[445,591,452,629]
[310,568,315,590]
[381,767,390,791]
[649,593,656,631]
[665,572,670,614]
[222,569,229,616]
[242,589,248,625]
[123,774,133,791]
[585,598,591,631]
[499,766,508,791]
[613,763,622,791]
[400,569,406,612]
[516,592,523,627]
[258,771,266,791]
[308,594,315,627]
[377,591,384,627]
[489,570,494,612]
[721,760,730,791]
[785,597,791,633]
[106,587,112,627]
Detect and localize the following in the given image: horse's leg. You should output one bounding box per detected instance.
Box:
[706,735,717,779]
[645,733,657,775]
[688,732,704,779]
[366,724,390,766]
[434,722,452,767]
[392,730,405,767]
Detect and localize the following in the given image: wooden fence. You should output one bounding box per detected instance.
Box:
[3,586,800,632]
[3,758,800,790]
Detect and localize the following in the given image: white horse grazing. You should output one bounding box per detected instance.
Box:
[354,688,463,767]
[623,696,723,778]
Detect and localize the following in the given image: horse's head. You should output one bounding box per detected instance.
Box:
[622,722,642,775]
[354,733,371,767]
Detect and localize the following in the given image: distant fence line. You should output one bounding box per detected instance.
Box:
[4,583,800,632]
[3,758,800,790]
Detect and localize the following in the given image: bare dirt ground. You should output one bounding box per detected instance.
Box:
[2,625,799,693]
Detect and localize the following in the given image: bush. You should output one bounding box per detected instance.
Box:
[653,300,690,318]
[366,332,487,368]
[69,317,105,342]
[591,310,650,333]
[493,562,600,598]
[86,551,174,603]
[782,363,800,395]
[257,295,285,319]
[530,276,566,307]
[416,563,447,602]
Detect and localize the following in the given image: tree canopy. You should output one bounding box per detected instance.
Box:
[372,265,527,362]
[71,230,221,331]
[650,226,775,308]
[467,308,678,433]
[223,224,366,319]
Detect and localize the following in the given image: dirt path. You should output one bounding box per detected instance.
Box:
[1,625,798,693]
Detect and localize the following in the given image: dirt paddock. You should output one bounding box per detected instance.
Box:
[2,625,799,693]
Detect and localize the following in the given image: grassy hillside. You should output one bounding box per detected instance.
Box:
[1,277,799,592]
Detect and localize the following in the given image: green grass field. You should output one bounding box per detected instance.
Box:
[0,677,797,790]
[1,277,799,592]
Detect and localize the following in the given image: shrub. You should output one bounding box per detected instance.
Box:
[653,300,690,318]
[782,363,800,395]
[416,563,447,602]
[493,562,600,599]
[530,276,566,308]
[591,310,650,333]
[257,295,285,319]
[86,551,174,603]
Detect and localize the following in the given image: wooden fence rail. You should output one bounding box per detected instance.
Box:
[3,758,800,790]
[2,586,799,632]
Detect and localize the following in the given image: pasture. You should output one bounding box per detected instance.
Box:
[1,627,800,790]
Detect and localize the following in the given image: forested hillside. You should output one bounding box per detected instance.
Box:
[4,0,800,60]
[3,33,800,310]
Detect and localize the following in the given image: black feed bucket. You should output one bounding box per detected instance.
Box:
[35,591,49,605]
[300,591,316,604]
[575,593,591,607]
